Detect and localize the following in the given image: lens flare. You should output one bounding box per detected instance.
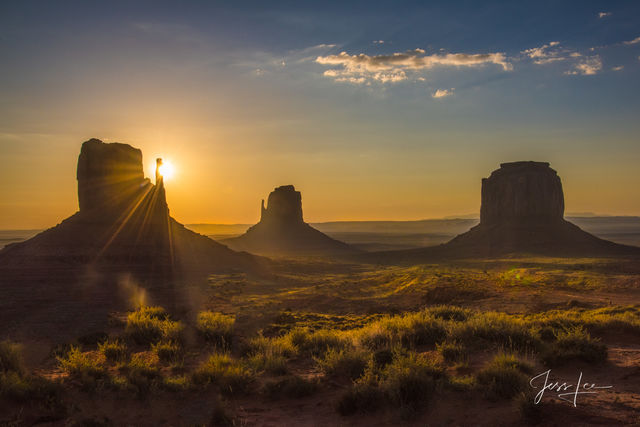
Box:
[157,160,175,180]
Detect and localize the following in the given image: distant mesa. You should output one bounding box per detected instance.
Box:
[223,185,360,256]
[0,138,263,275]
[360,161,640,263]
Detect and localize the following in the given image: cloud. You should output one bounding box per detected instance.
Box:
[373,40,385,44]
[432,88,454,98]
[623,36,640,45]
[522,42,566,64]
[611,65,624,71]
[598,12,612,18]
[565,56,602,75]
[315,49,512,84]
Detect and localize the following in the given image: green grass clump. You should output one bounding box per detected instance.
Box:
[316,348,369,380]
[357,311,447,351]
[125,306,183,345]
[437,341,468,363]
[197,311,235,348]
[124,352,161,394]
[285,328,349,357]
[0,341,23,375]
[152,341,183,364]
[246,335,297,359]
[98,339,127,363]
[162,375,190,392]
[57,347,107,388]
[247,352,288,376]
[428,305,473,322]
[192,353,253,395]
[476,353,532,400]
[382,352,445,411]
[449,312,541,352]
[541,327,607,366]
[261,375,317,399]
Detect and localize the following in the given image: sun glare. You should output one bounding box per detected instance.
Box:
[155,160,175,181]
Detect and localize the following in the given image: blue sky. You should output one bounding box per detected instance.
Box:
[1,1,639,227]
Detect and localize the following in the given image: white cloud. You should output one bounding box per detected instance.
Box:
[565,56,602,75]
[373,40,385,44]
[522,42,566,64]
[316,49,511,84]
[598,12,612,18]
[623,36,640,45]
[611,65,624,71]
[432,88,454,98]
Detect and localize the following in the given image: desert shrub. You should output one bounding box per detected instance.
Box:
[476,354,531,400]
[372,348,394,369]
[437,341,468,363]
[124,352,161,394]
[540,327,607,366]
[0,341,23,374]
[316,348,368,380]
[125,306,183,345]
[247,353,288,376]
[448,375,476,392]
[98,339,127,363]
[429,305,473,322]
[152,341,183,364]
[162,375,190,392]
[246,335,297,359]
[382,352,445,411]
[285,328,349,357]
[358,311,446,350]
[197,311,235,348]
[450,312,541,352]
[336,381,384,416]
[261,375,317,399]
[57,347,107,389]
[192,353,253,395]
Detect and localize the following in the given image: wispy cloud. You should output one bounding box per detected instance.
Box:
[523,42,604,76]
[611,65,624,71]
[598,12,612,18]
[432,88,454,98]
[623,36,640,45]
[373,40,385,44]
[522,41,566,64]
[315,49,512,84]
[565,56,602,75]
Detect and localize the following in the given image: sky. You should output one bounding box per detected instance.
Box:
[1,0,640,228]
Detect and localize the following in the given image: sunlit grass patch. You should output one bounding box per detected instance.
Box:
[449,312,541,352]
[152,340,183,364]
[125,306,183,345]
[162,375,190,392]
[57,346,107,389]
[476,353,531,400]
[247,352,288,376]
[356,311,447,350]
[436,341,468,363]
[123,352,161,394]
[382,352,445,411]
[98,339,127,363]
[541,327,607,366]
[285,327,350,357]
[197,311,235,348]
[192,353,253,395]
[316,348,369,380]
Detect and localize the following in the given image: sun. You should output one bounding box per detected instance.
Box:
[156,160,175,181]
